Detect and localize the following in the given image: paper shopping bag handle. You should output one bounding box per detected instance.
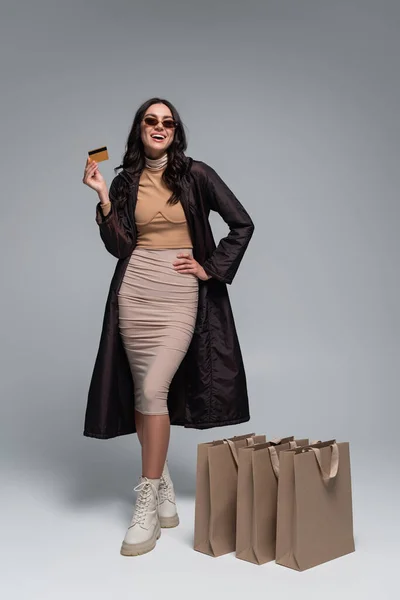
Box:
[222,436,259,466]
[310,442,340,483]
[268,440,299,478]
[223,438,239,466]
[268,446,280,478]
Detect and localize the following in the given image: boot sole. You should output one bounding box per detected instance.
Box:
[120,526,161,556]
[159,513,180,528]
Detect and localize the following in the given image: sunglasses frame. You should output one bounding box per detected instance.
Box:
[142,115,177,129]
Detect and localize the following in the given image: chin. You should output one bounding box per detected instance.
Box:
[147,142,169,155]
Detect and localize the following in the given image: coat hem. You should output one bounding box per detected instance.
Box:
[83,415,250,440]
[182,415,250,429]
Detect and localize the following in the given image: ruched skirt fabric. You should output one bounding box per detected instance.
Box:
[117,247,199,415]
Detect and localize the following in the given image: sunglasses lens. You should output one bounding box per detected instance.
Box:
[144,116,158,126]
[163,119,176,129]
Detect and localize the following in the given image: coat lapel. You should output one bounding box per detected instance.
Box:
[119,169,139,236]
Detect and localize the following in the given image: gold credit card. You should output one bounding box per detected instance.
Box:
[88,146,109,162]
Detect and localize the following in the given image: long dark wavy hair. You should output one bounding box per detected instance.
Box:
[114,97,190,205]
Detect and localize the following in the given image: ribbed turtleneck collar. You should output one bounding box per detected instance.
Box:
[144,152,168,170]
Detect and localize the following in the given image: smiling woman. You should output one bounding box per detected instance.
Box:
[82,96,255,558]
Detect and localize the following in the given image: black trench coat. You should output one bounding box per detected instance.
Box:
[83,157,255,439]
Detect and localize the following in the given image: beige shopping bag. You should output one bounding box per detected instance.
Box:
[276,440,355,571]
[194,432,266,557]
[236,437,309,565]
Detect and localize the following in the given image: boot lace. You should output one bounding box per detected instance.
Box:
[129,478,158,527]
[158,475,175,503]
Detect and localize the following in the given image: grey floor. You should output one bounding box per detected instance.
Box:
[2,439,398,600]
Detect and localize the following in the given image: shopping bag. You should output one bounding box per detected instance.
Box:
[194,432,266,557]
[276,440,355,571]
[236,437,309,564]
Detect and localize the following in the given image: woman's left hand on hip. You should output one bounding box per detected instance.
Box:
[173,253,211,281]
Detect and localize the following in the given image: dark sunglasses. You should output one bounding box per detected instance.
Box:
[143,115,177,129]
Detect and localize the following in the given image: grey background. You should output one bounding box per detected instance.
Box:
[1,0,399,597]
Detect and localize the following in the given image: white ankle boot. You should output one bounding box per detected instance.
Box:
[158,460,179,528]
[120,476,161,556]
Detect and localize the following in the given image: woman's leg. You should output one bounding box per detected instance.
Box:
[135,410,170,479]
[141,414,171,478]
[135,409,144,446]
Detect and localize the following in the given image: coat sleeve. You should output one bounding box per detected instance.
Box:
[200,162,255,285]
[95,176,135,259]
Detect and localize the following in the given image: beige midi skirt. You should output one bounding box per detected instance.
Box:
[117,247,199,415]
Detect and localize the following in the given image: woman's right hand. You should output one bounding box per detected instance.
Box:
[82,157,107,195]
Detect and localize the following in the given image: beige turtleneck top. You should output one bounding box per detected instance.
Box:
[100,153,192,248]
[134,166,192,248]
